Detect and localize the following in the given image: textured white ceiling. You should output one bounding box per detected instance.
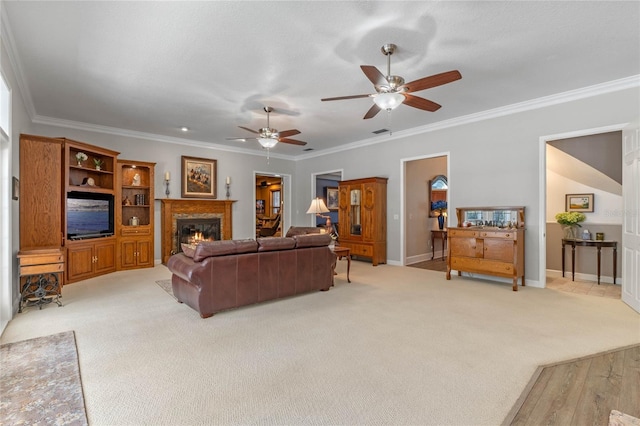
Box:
[3,1,639,157]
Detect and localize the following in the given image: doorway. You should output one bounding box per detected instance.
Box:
[255,173,284,238]
[402,153,449,268]
[540,126,625,294]
[311,170,342,229]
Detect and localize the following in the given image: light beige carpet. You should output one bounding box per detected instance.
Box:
[156,279,175,300]
[0,331,87,425]
[1,263,638,425]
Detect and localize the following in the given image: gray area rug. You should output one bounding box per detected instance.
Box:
[156,279,176,300]
[0,331,88,425]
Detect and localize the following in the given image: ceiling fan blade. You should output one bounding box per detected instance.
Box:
[278,138,307,146]
[361,65,387,87]
[225,137,250,141]
[403,70,462,93]
[321,94,372,102]
[363,103,381,120]
[238,126,259,134]
[403,94,441,112]
[277,129,301,138]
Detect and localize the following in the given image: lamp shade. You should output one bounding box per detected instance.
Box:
[306,198,329,214]
[258,137,278,148]
[373,92,405,110]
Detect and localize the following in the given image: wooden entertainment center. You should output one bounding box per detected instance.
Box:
[19,134,155,287]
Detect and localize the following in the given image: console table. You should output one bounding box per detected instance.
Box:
[561,239,617,285]
[431,230,447,260]
[17,248,64,312]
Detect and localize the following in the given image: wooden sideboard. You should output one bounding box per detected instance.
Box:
[446,206,525,291]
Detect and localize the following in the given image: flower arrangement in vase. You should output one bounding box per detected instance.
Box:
[432,200,447,230]
[555,211,586,239]
[93,158,104,170]
[75,152,87,166]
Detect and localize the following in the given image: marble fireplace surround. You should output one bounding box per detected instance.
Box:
[160,199,235,264]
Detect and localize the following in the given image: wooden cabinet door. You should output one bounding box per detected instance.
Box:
[67,244,94,281]
[136,239,153,267]
[94,240,116,274]
[483,238,513,262]
[450,237,478,258]
[19,135,63,250]
[120,239,137,268]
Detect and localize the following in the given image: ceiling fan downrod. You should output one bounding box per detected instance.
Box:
[381,43,396,78]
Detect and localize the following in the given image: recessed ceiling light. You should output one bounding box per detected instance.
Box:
[180,127,189,132]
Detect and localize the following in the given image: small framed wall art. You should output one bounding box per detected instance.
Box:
[325,187,339,210]
[565,193,594,212]
[181,156,217,198]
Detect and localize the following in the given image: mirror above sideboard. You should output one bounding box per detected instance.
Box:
[429,175,448,217]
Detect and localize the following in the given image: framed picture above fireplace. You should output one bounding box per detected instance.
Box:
[181,156,217,198]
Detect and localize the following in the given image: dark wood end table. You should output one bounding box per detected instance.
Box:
[332,246,351,283]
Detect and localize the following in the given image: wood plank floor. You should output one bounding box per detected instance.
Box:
[504,344,640,425]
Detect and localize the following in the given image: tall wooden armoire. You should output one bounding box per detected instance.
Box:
[337,177,387,266]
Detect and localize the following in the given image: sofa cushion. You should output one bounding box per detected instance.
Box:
[293,233,331,248]
[181,243,197,258]
[193,239,258,262]
[285,226,324,237]
[257,237,296,252]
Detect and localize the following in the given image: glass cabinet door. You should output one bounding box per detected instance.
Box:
[350,188,361,236]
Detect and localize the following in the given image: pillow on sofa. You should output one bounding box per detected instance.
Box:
[285,226,323,237]
[293,233,331,248]
[193,239,258,262]
[257,237,296,252]
[181,243,197,258]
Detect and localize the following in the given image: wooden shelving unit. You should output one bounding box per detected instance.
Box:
[63,139,119,283]
[116,159,155,270]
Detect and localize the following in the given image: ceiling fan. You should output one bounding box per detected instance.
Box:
[227,106,307,149]
[321,43,462,119]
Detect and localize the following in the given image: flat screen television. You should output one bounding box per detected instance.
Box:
[67,192,114,240]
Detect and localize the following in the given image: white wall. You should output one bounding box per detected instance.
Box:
[3,7,639,293]
[294,87,640,284]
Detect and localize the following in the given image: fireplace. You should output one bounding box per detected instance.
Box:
[160,199,235,264]
[176,218,221,250]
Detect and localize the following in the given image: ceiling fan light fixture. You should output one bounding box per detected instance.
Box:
[373,92,404,110]
[258,137,278,148]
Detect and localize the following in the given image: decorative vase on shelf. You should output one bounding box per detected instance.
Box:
[561,225,578,239]
[95,166,101,171]
[437,215,445,230]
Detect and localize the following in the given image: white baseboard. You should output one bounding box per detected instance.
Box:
[546,269,619,285]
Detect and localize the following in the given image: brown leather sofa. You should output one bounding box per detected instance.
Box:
[166,231,335,318]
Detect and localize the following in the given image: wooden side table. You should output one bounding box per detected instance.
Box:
[431,230,447,260]
[561,239,617,285]
[17,248,65,312]
[332,246,351,283]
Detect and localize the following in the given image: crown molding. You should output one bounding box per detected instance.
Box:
[27,75,640,162]
[296,75,640,160]
[31,115,295,160]
[6,2,637,164]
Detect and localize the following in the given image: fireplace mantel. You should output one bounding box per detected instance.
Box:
[160,199,235,264]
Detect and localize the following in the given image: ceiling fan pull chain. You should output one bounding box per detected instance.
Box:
[387,109,393,135]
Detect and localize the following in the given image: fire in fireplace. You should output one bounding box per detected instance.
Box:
[176,218,221,252]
